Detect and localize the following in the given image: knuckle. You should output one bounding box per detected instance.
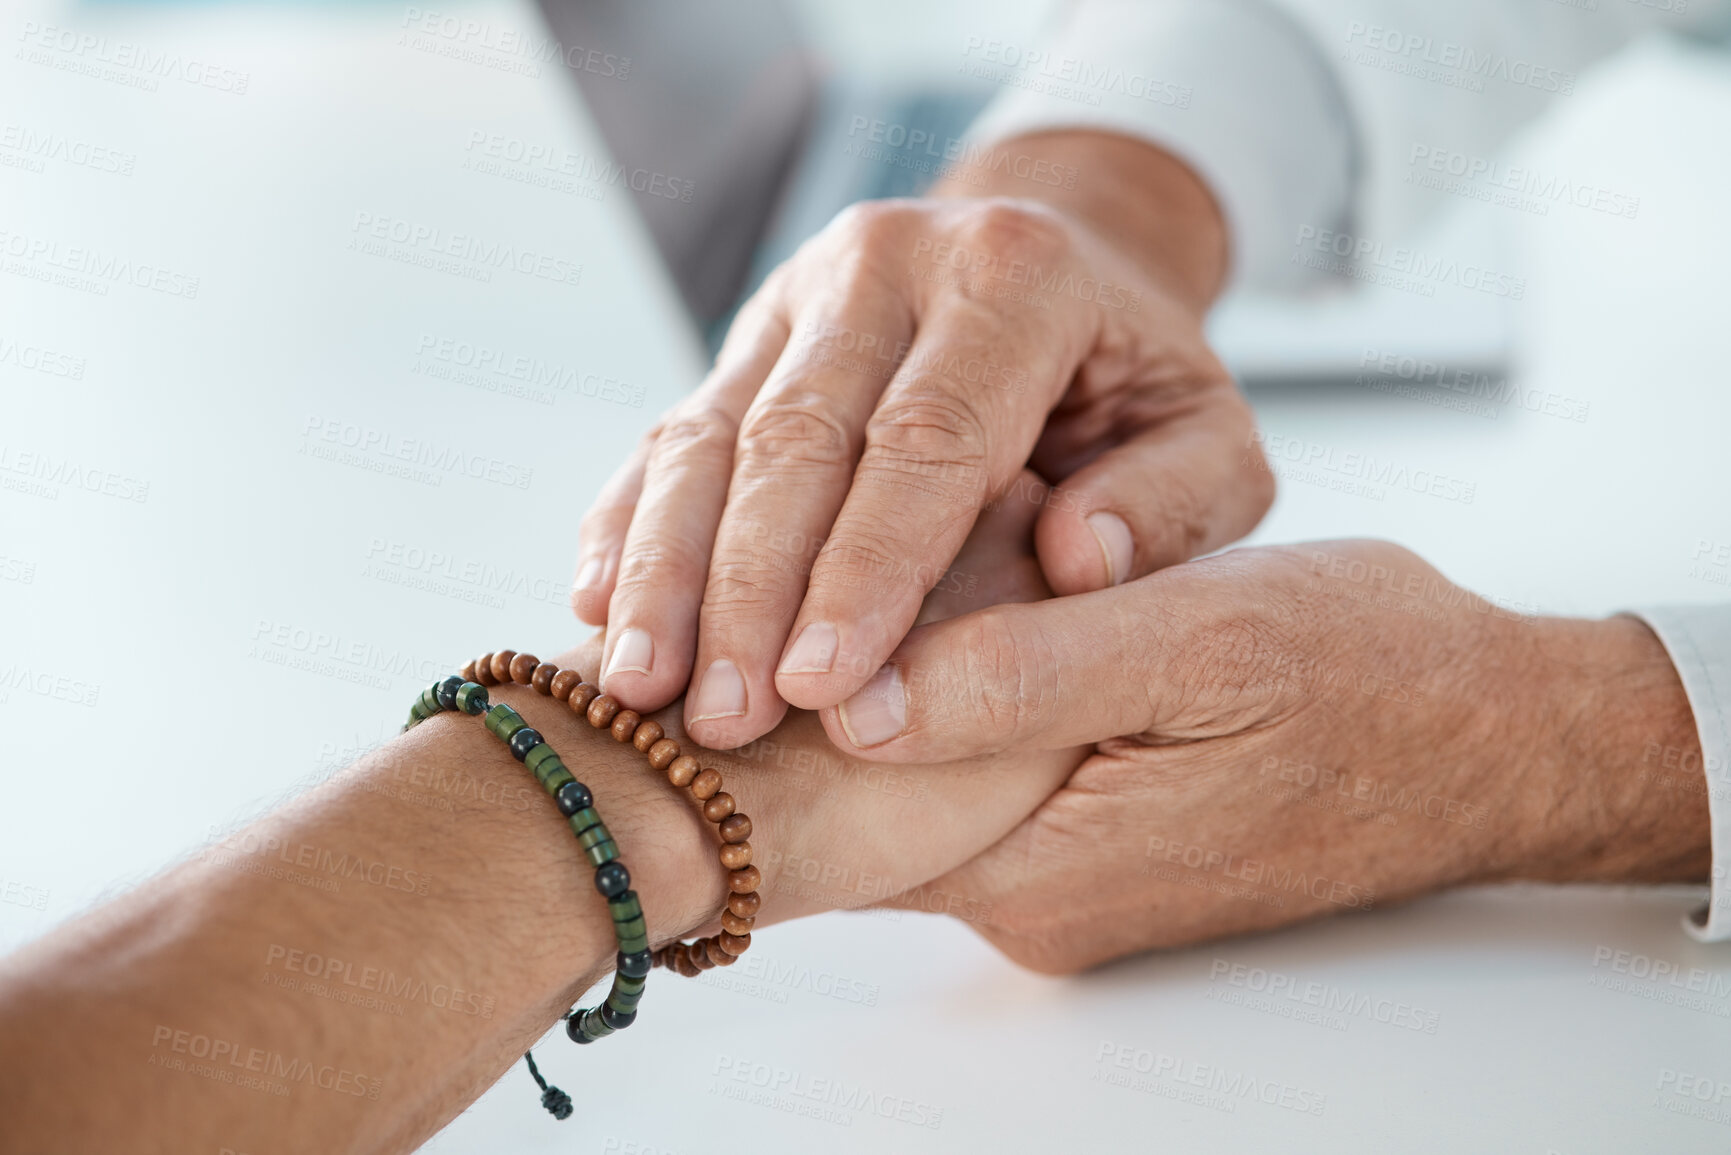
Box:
[827,198,915,249]
[701,557,799,627]
[864,393,992,503]
[612,539,706,603]
[735,395,857,474]
[955,198,1071,262]
[650,404,739,469]
[943,609,1060,747]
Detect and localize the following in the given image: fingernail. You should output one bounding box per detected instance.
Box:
[603,628,653,682]
[1086,511,1133,587]
[690,659,748,722]
[838,665,905,749]
[779,623,838,675]
[573,558,602,591]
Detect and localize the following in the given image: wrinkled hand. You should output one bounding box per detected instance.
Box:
[842,541,1709,971]
[565,472,1086,932]
[573,151,1271,751]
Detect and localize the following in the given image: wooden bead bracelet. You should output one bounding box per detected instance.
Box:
[460,648,762,977]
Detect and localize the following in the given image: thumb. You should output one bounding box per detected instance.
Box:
[817,579,1180,762]
[1034,394,1274,595]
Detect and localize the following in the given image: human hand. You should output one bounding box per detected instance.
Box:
[829,541,1711,971]
[572,131,1273,751]
[557,471,1084,937]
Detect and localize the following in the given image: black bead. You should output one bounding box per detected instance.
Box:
[594,862,630,899]
[566,1015,594,1044]
[600,1005,636,1030]
[617,949,652,979]
[435,675,463,710]
[508,727,543,761]
[555,780,592,816]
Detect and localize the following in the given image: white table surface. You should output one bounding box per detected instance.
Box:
[3,4,1730,1152]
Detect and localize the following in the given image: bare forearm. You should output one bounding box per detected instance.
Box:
[931,128,1229,312]
[0,667,716,1155]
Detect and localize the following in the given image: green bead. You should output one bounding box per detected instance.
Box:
[524,743,561,778]
[455,682,489,715]
[616,933,649,955]
[578,824,613,851]
[606,987,642,1014]
[408,701,431,721]
[580,1008,613,1039]
[612,916,647,942]
[567,807,602,836]
[541,766,575,795]
[612,974,646,997]
[607,892,642,921]
[418,686,443,715]
[585,840,619,866]
[484,703,525,742]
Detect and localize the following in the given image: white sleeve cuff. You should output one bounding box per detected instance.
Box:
[1628,606,1731,943]
[961,0,1356,293]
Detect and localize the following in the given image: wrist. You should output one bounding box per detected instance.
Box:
[930,128,1228,312]
[1504,615,1711,885]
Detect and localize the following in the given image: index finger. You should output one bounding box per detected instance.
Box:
[774,294,1082,710]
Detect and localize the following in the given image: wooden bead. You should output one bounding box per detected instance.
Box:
[688,941,716,971]
[718,932,751,957]
[459,659,477,682]
[587,694,620,728]
[632,720,664,752]
[673,950,700,978]
[718,813,752,843]
[550,669,581,701]
[728,866,761,894]
[719,842,751,870]
[690,769,722,801]
[720,910,755,936]
[666,755,700,788]
[476,653,500,686]
[702,793,735,823]
[490,650,516,682]
[568,682,600,715]
[647,738,681,770]
[610,710,641,742]
[727,891,761,919]
[530,662,558,694]
[705,936,737,967]
[509,653,539,684]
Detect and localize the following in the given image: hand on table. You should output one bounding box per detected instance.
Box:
[829,541,1711,971]
[571,132,1273,751]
